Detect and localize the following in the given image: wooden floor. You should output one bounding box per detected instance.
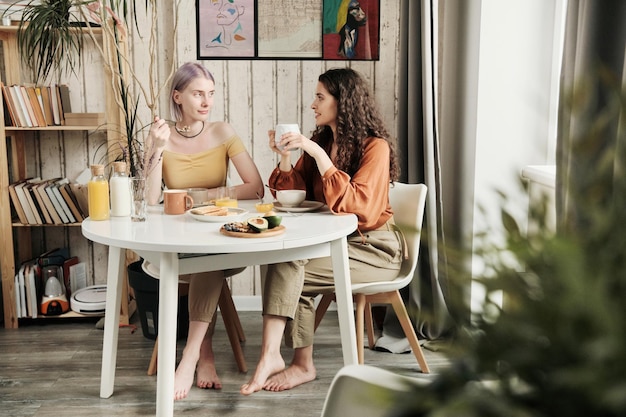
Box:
[0,311,450,416]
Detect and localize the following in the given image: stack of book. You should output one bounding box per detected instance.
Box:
[1,82,72,127]
[64,112,106,126]
[8,177,89,225]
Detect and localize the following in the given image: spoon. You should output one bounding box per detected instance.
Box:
[265,184,279,193]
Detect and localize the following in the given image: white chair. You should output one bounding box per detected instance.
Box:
[320,364,424,417]
[314,182,430,373]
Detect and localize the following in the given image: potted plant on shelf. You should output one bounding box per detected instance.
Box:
[9,0,179,178]
[14,0,88,82]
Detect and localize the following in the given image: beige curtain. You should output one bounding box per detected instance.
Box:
[556,0,626,231]
[383,0,455,343]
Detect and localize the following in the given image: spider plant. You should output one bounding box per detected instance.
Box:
[16,0,87,83]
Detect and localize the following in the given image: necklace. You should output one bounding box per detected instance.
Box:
[175,121,205,139]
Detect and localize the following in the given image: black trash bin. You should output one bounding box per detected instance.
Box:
[127,260,189,340]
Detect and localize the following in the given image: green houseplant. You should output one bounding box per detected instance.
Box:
[15,0,86,83]
[384,70,626,417]
[10,0,179,177]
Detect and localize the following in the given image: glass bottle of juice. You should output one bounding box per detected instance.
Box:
[88,164,110,220]
[109,161,131,217]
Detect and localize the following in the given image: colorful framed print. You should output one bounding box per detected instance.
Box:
[197,0,256,59]
[322,0,380,60]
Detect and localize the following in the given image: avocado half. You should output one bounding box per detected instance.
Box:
[264,214,282,228]
[247,217,269,232]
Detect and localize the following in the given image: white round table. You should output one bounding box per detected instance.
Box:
[82,202,358,417]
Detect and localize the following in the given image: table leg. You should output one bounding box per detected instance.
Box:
[100,246,124,398]
[156,252,179,417]
[330,237,359,365]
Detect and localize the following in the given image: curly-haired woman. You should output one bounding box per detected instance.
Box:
[241,67,402,395]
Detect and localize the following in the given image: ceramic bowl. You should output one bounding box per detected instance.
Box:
[276,190,306,207]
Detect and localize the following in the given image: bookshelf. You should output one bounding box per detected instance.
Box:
[0,25,135,328]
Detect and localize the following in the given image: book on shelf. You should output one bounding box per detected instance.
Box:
[30,180,53,224]
[49,85,61,126]
[44,181,70,223]
[17,264,27,317]
[18,263,32,317]
[55,84,66,125]
[8,181,28,224]
[25,262,38,318]
[51,179,76,223]
[14,178,40,224]
[1,81,18,127]
[23,181,44,224]
[59,182,85,222]
[69,262,87,294]
[69,183,89,216]
[10,85,31,127]
[34,180,63,225]
[39,86,54,126]
[64,113,106,127]
[20,86,39,127]
[14,272,22,318]
[62,256,79,298]
[15,261,39,319]
[58,84,71,114]
[25,86,47,127]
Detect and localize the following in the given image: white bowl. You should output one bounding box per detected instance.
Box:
[276,190,306,207]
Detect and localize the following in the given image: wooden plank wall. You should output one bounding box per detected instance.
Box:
[20,0,402,298]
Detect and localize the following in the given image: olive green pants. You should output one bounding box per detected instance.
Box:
[262,227,404,348]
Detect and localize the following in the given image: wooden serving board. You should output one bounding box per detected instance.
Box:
[219,225,286,238]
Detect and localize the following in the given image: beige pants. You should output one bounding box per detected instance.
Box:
[182,264,246,323]
[262,225,404,348]
[184,271,224,323]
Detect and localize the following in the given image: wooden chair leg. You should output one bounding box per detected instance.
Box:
[147,338,158,376]
[364,300,376,350]
[354,293,366,365]
[314,293,334,331]
[219,284,245,342]
[388,290,430,373]
[219,284,247,373]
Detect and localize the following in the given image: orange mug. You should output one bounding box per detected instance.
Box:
[163,189,193,215]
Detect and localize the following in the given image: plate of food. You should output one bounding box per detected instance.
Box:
[187,205,248,222]
[273,200,325,213]
[220,215,285,238]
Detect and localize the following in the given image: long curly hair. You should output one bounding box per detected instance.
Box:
[311,68,399,182]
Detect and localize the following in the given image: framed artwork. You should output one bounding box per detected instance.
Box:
[256,1,323,58]
[196,0,379,61]
[322,0,380,60]
[197,0,256,59]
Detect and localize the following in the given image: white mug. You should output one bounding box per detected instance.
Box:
[275,123,300,150]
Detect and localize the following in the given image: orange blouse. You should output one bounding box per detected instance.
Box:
[268,138,393,232]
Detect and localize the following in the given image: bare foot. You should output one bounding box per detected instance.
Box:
[263,363,316,392]
[174,353,198,400]
[240,354,285,395]
[196,357,222,389]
